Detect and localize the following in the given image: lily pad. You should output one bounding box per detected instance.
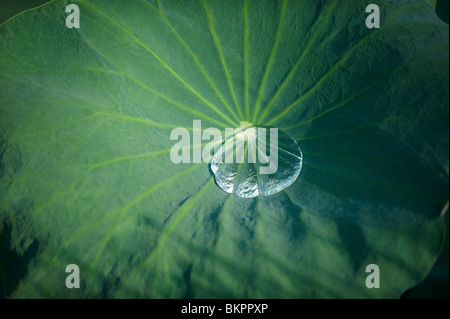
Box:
[0,0,448,298]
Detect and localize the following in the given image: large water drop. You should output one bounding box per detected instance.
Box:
[210,123,303,198]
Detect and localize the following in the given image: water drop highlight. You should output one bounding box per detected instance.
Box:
[211,123,303,198]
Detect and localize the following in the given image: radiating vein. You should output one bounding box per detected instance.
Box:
[256,0,339,124]
[90,164,203,268]
[210,194,235,251]
[30,171,91,217]
[44,141,223,267]
[202,0,244,120]
[263,20,415,126]
[275,55,407,128]
[251,0,287,123]
[28,149,177,218]
[89,149,171,169]
[11,108,185,142]
[243,0,250,121]
[263,33,377,126]
[4,65,228,129]
[151,178,214,294]
[117,177,214,293]
[79,37,232,128]
[281,75,385,130]
[146,0,242,124]
[80,0,238,127]
[15,114,99,140]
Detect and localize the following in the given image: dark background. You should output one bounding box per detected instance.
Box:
[1,0,50,24]
[435,0,450,23]
[0,0,448,299]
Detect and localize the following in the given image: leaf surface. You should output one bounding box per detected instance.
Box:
[0,0,448,298]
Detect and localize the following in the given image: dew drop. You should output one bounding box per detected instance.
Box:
[210,123,303,198]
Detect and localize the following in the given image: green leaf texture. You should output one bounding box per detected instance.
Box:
[0,0,448,298]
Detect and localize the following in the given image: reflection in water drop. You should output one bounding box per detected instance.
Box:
[210,124,303,198]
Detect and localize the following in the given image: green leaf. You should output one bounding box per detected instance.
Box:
[0,0,448,298]
[429,0,437,10]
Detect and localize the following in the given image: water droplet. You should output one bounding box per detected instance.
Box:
[210,123,303,198]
